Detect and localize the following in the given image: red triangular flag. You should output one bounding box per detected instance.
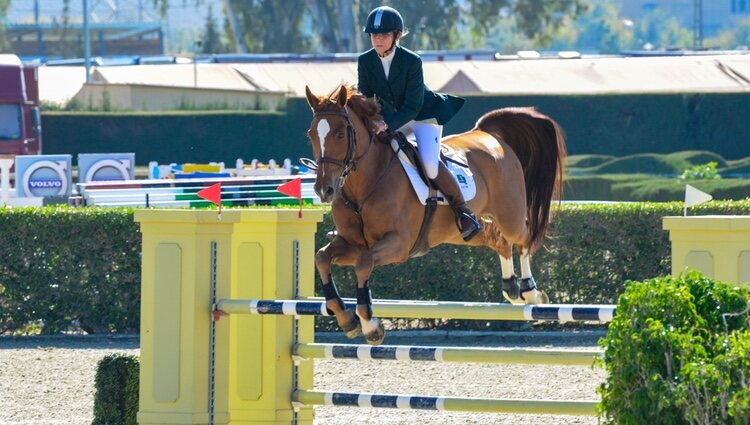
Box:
[197,183,222,206]
[277,178,303,218]
[277,178,302,199]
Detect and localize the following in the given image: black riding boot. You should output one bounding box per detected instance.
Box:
[431,162,482,241]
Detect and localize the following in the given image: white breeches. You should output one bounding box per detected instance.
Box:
[398,120,443,179]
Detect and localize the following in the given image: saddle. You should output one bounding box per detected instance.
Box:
[389,131,439,193]
[387,131,474,258]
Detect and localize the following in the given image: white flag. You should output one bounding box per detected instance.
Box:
[685,184,712,208]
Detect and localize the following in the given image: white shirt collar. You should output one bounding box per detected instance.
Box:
[379,46,396,79]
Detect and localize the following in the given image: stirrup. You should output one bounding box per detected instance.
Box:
[458,211,481,242]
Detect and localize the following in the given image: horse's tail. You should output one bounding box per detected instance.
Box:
[475,107,567,252]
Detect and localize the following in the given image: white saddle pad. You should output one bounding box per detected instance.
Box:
[391,138,477,205]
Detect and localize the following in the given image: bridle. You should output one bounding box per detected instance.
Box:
[301,104,400,218]
[305,107,374,191]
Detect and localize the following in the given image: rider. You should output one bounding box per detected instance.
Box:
[358,5,481,241]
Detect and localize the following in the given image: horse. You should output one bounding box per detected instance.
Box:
[304,84,567,345]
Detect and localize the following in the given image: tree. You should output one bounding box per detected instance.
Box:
[156,0,587,53]
[200,5,227,53]
[0,0,9,52]
[706,17,750,49]
[549,0,634,54]
[631,9,692,50]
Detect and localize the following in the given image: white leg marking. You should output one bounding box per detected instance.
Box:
[521,249,532,279]
[499,255,514,279]
[361,317,381,335]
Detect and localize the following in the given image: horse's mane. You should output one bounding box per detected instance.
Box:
[325,84,383,129]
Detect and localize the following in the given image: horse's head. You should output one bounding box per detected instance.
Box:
[305,85,357,202]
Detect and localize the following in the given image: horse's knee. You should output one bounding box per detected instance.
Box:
[315,248,330,268]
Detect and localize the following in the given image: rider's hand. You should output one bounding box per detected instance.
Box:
[372,120,388,134]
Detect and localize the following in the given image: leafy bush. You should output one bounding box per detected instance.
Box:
[680,162,722,180]
[93,354,139,425]
[597,271,750,425]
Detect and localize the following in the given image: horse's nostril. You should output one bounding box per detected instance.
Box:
[324,186,335,197]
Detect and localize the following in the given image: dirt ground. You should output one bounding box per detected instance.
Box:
[0,331,606,425]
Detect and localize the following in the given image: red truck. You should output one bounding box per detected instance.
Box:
[0,54,42,156]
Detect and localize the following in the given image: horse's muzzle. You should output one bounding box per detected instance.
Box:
[315,182,337,203]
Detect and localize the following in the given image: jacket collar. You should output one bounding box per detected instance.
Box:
[386,45,403,85]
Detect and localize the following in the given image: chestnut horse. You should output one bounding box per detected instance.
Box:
[305,84,566,345]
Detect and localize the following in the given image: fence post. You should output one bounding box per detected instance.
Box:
[663,215,750,287]
[135,209,323,425]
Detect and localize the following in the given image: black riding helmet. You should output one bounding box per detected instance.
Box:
[363,6,404,34]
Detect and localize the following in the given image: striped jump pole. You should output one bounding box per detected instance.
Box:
[293,390,598,416]
[216,298,617,323]
[294,343,602,366]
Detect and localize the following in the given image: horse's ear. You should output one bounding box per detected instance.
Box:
[305,86,320,110]
[334,85,348,108]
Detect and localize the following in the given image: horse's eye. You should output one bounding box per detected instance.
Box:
[337,131,345,139]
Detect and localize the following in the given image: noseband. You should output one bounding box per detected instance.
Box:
[311,108,373,190]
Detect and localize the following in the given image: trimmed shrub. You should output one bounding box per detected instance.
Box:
[564,175,750,201]
[566,154,616,168]
[611,178,750,202]
[667,150,729,169]
[93,354,139,425]
[0,207,141,334]
[593,153,691,175]
[597,271,750,424]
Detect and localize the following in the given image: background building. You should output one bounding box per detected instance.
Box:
[6,0,223,59]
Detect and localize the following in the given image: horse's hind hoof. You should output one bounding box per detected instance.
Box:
[363,318,385,346]
[521,289,549,305]
[341,314,361,339]
[502,276,522,304]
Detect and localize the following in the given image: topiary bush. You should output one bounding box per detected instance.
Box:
[93,353,139,425]
[597,271,750,425]
[566,154,616,168]
[667,150,728,169]
[593,153,691,175]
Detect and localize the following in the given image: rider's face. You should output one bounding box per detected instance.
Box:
[370,32,396,56]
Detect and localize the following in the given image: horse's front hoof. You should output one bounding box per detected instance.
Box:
[365,319,385,345]
[502,276,522,304]
[341,314,362,339]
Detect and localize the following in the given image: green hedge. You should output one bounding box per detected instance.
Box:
[0,207,141,334]
[598,272,750,424]
[42,110,301,166]
[565,176,750,201]
[2,201,749,334]
[42,92,750,166]
[93,354,139,425]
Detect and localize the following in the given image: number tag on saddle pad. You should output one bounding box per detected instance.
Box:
[397,153,477,206]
